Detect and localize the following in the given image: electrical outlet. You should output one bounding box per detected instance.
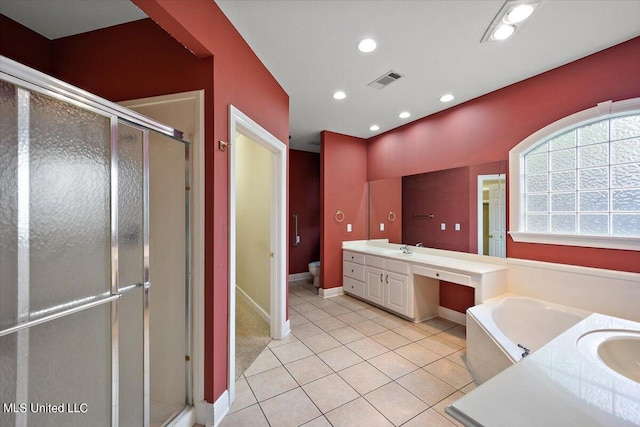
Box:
[380,223,385,231]
[347,223,352,232]
[455,223,460,231]
[441,223,446,230]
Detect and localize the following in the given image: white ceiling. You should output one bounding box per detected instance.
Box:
[2,1,639,153]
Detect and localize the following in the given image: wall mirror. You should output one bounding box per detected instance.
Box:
[368,160,508,257]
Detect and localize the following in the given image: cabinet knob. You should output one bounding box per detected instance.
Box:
[351,269,354,273]
[436,273,440,277]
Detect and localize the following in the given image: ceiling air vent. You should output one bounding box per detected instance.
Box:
[368,70,404,89]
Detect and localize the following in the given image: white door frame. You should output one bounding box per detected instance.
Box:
[477,174,506,256]
[229,105,290,405]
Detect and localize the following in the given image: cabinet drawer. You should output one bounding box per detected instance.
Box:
[366,255,385,269]
[385,259,409,275]
[412,265,471,286]
[343,251,365,265]
[343,261,365,281]
[343,276,364,298]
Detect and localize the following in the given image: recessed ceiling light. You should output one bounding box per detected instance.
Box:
[504,4,534,24]
[399,111,411,119]
[370,125,380,131]
[332,91,346,100]
[492,24,515,41]
[357,38,377,53]
[440,93,455,103]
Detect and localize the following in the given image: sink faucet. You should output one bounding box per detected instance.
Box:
[400,244,412,254]
[517,344,530,358]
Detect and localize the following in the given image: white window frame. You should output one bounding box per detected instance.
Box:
[509,97,640,251]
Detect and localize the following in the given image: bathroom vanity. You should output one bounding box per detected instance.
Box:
[342,240,507,322]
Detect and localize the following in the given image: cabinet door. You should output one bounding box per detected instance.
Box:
[365,267,385,306]
[385,272,409,317]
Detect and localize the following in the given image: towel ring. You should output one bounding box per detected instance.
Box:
[388,210,396,222]
[335,209,345,223]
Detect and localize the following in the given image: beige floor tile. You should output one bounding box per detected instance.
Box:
[417,335,462,356]
[336,311,369,325]
[437,329,467,347]
[373,314,409,329]
[229,378,257,414]
[245,366,298,401]
[244,349,282,377]
[292,322,324,339]
[460,381,477,394]
[260,387,322,427]
[288,295,306,306]
[310,298,340,309]
[325,397,393,427]
[268,332,299,348]
[303,309,333,322]
[317,345,364,372]
[364,382,428,426]
[219,404,269,427]
[329,325,367,344]
[392,324,432,341]
[356,305,388,319]
[368,351,418,379]
[313,316,348,332]
[403,408,455,427]
[290,312,311,327]
[423,317,458,332]
[294,302,320,313]
[395,343,442,367]
[301,332,342,353]
[340,301,370,311]
[346,337,389,360]
[446,349,468,368]
[271,340,314,364]
[338,361,391,395]
[424,358,473,389]
[301,415,333,427]
[432,391,465,426]
[328,294,356,305]
[414,321,444,335]
[285,355,333,385]
[396,369,456,406]
[371,330,412,350]
[302,373,359,413]
[322,304,353,316]
[351,319,388,336]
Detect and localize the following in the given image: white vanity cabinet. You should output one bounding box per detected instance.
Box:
[342,251,366,298]
[358,255,411,318]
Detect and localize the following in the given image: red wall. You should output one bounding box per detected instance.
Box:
[2,0,289,404]
[0,14,53,74]
[368,37,640,273]
[321,131,368,289]
[289,150,321,274]
[369,177,402,243]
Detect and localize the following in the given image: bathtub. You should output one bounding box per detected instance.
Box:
[466,295,590,384]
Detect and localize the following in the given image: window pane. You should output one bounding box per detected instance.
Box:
[578,143,608,168]
[527,194,548,212]
[578,167,608,190]
[529,141,548,154]
[611,163,640,188]
[611,137,640,164]
[526,174,548,192]
[579,214,608,235]
[550,149,576,171]
[549,131,576,150]
[612,214,640,237]
[611,115,640,141]
[578,120,609,145]
[579,191,609,212]
[551,214,576,233]
[612,189,640,211]
[526,214,548,232]
[551,171,576,191]
[526,152,548,174]
[551,193,576,212]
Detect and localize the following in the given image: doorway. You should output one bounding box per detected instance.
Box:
[229,105,289,404]
[477,174,506,257]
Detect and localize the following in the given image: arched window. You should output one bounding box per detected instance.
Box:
[509,98,640,250]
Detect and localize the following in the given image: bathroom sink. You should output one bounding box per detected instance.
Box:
[577,329,640,384]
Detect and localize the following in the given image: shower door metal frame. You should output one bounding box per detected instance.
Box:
[0,55,192,427]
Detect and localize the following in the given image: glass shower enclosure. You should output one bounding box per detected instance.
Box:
[0,56,191,427]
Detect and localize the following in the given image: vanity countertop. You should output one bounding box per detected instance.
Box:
[446,313,640,427]
[342,240,507,277]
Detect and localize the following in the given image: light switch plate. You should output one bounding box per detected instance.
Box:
[455,223,460,231]
[347,223,352,232]
[441,223,446,230]
[380,223,385,231]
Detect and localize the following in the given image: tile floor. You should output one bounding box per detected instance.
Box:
[220,281,477,427]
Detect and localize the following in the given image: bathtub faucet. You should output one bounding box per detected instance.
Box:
[415,242,423,247]
[517,344,530,358]
[400,244,412,254]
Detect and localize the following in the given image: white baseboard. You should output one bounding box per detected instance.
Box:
[319,286,344,298]
[236,285,270,323]
[170,407,196,427]
[212,391,229,427]
[195,399,215,427]
[438,306,467,325]
[289,272,312,281]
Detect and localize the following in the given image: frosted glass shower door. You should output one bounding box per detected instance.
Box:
[0,81,112,427]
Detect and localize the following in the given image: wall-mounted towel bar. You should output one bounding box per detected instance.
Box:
[293,214,301,246]
[413,214,434,219]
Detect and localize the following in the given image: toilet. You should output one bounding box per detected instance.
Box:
[308,261,320,287]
